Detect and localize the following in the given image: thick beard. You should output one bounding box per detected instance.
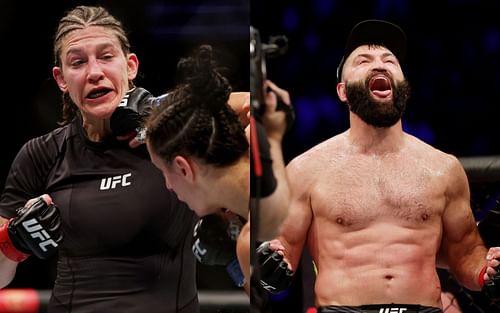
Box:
[345,74,411,128]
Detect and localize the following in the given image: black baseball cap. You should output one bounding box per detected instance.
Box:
[336,19,407,83]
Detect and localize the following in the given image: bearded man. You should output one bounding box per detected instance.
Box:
[257,19,500,313]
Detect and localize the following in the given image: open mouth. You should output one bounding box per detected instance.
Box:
[369,75,391,98]
[86,88,112,99]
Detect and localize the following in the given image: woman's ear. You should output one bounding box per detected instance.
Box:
[53,67,68,92]
[127,53,139,81]
[173,156,194,183]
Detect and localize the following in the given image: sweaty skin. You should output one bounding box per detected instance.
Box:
[274,130,486,308]
[268,44,491,308]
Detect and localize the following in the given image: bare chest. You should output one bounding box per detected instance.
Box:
[311,158,446,227]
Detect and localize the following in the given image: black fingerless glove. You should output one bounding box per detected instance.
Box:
[192,214,246,287]
[483,264,500,299]
[110,87,168,138]
[257,241,294,294]
[0,198,63,261]
[192,214,237,266]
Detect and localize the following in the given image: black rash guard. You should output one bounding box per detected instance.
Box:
[0,114,199,313]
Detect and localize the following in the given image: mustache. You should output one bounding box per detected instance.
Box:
[344,78,411,128]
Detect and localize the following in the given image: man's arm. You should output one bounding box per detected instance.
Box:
[275,157,313,271]
[256,156,312,293]
[439,156,488,290]
[253,135,289,241]
[253,81,291,241]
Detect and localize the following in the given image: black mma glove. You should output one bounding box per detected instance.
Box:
[257,241,294,294]
[110,87,167,142]
[0,198,62,262]
[192,214,237,265]
[192,213,246,287]
[480,262,500,299]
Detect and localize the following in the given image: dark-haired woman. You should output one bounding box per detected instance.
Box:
[146,45,292,296]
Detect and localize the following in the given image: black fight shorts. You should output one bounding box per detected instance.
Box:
[317,304,443,313]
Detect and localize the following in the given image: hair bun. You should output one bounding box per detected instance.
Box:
[176,45,231,112]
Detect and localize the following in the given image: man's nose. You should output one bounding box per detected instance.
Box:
[371,57,386,70]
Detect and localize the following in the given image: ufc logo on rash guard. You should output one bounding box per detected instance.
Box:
[100,173,132,190]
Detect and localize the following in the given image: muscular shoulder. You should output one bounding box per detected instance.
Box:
[286,133,346,190]
[405,134,457,164]
[405,134,465,183]
[289,134,345,171]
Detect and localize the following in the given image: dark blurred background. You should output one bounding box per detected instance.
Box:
[0,0,248,302]
[252,0,500,161]
[251,0,500,312]
[2,0,500,311]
